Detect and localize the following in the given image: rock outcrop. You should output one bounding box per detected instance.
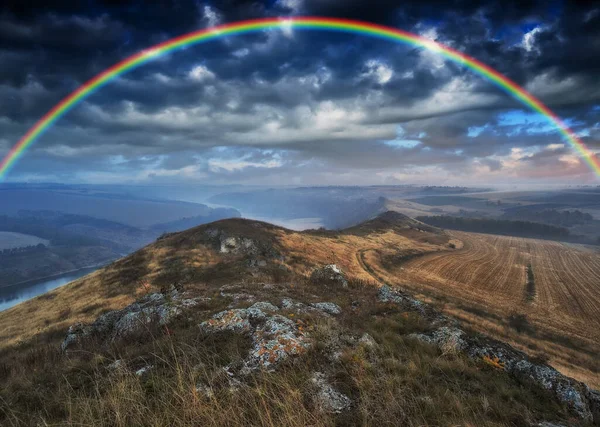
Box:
[311,372,352,413]
[200,299,342,373]
[61,286,201,351]
[203,227,281,259]
[411,323,598,421]
[310,264,348,288]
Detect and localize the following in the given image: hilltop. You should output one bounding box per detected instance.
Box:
[0,212,598,426]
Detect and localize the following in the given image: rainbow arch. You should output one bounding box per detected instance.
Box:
[1,17,599,179]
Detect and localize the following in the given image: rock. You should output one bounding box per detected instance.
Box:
[204,227,280,258]
[200,308,258,333]
[359,333,376,348]
[249,259,268,268]
[311,372,352,413]
[61,323,91,351]
[245,314,309,371]
[61,290,200,350]
[411,327,467,354]
[222,366,243,392]
[249,301,280,312]
[281,298,341,316]
[378,285,426,316]
[107,359,124,371]
[135,365,153,377]
[310,264,348,288]
[195,383,215,398]
[201,305,312,373]
[281,297,303,310]
[220,291,255,305]
[412,326,594,421]
[310,302,342,315]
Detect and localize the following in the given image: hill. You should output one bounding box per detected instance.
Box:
[0,212,599,426]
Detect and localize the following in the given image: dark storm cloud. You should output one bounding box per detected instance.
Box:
[0,0,599,184]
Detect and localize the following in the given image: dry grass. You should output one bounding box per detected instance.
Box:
[368,231,600,389]
[0,216,597,425]
[0,279,571,426]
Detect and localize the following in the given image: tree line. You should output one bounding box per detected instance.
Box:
[416,216,571,239]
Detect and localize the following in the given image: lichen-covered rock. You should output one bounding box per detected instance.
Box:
[378,285,427,316]
[281,298,341,317]
[199,308,265,333]
[359,333,377,348]
[107,359,124,371]
[249,301,280,312]
[246,314,310,371]
[61,323,92,351]
[310,264,348,288]
[310,302,342,315]
[195,383,215,398]
[201,303,317,373]
[311,372,352,413]
[412,326,594,421]
[220,291,256,305]
[61,286,200,351]
[203,227,281,259]
[411,327,467,354]
[135,365,153,377]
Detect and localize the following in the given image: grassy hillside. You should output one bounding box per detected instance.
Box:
[0,213,598,425]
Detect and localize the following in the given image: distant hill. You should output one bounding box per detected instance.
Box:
[0,208,241,287]
[209,189,387,229]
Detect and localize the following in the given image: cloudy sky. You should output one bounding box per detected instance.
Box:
[1,0,599,186]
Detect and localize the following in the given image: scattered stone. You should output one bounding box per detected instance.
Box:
[107,359,124,371]
[61,323,90,351]
[311,372,352,413]
[61,288,200,351]
[310,302,342,315]
[249,301,280,312]
[378,285,426,316]
[135,365,153,377]
[223,366,243,392]
[281,298,341,317]
[204,227,281,258]
[200,308,263,333]
[248,259,268,268]
[195,383,215,398]
[310,264,348,288]
[411,327,467,354]
[220,291,255,305]
[359,333,377,348]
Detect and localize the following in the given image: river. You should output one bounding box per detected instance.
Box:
[0,267,100,312]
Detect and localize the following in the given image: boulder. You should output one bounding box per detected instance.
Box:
[310,264,348,288]
[311,372,352,413]
[310,302,342,315]
[61,286,200,351]
[200,300,335,373]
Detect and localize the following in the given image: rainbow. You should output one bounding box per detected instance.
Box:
[1,17,599,179]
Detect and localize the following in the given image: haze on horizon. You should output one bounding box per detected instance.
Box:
[0,0,599,187]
